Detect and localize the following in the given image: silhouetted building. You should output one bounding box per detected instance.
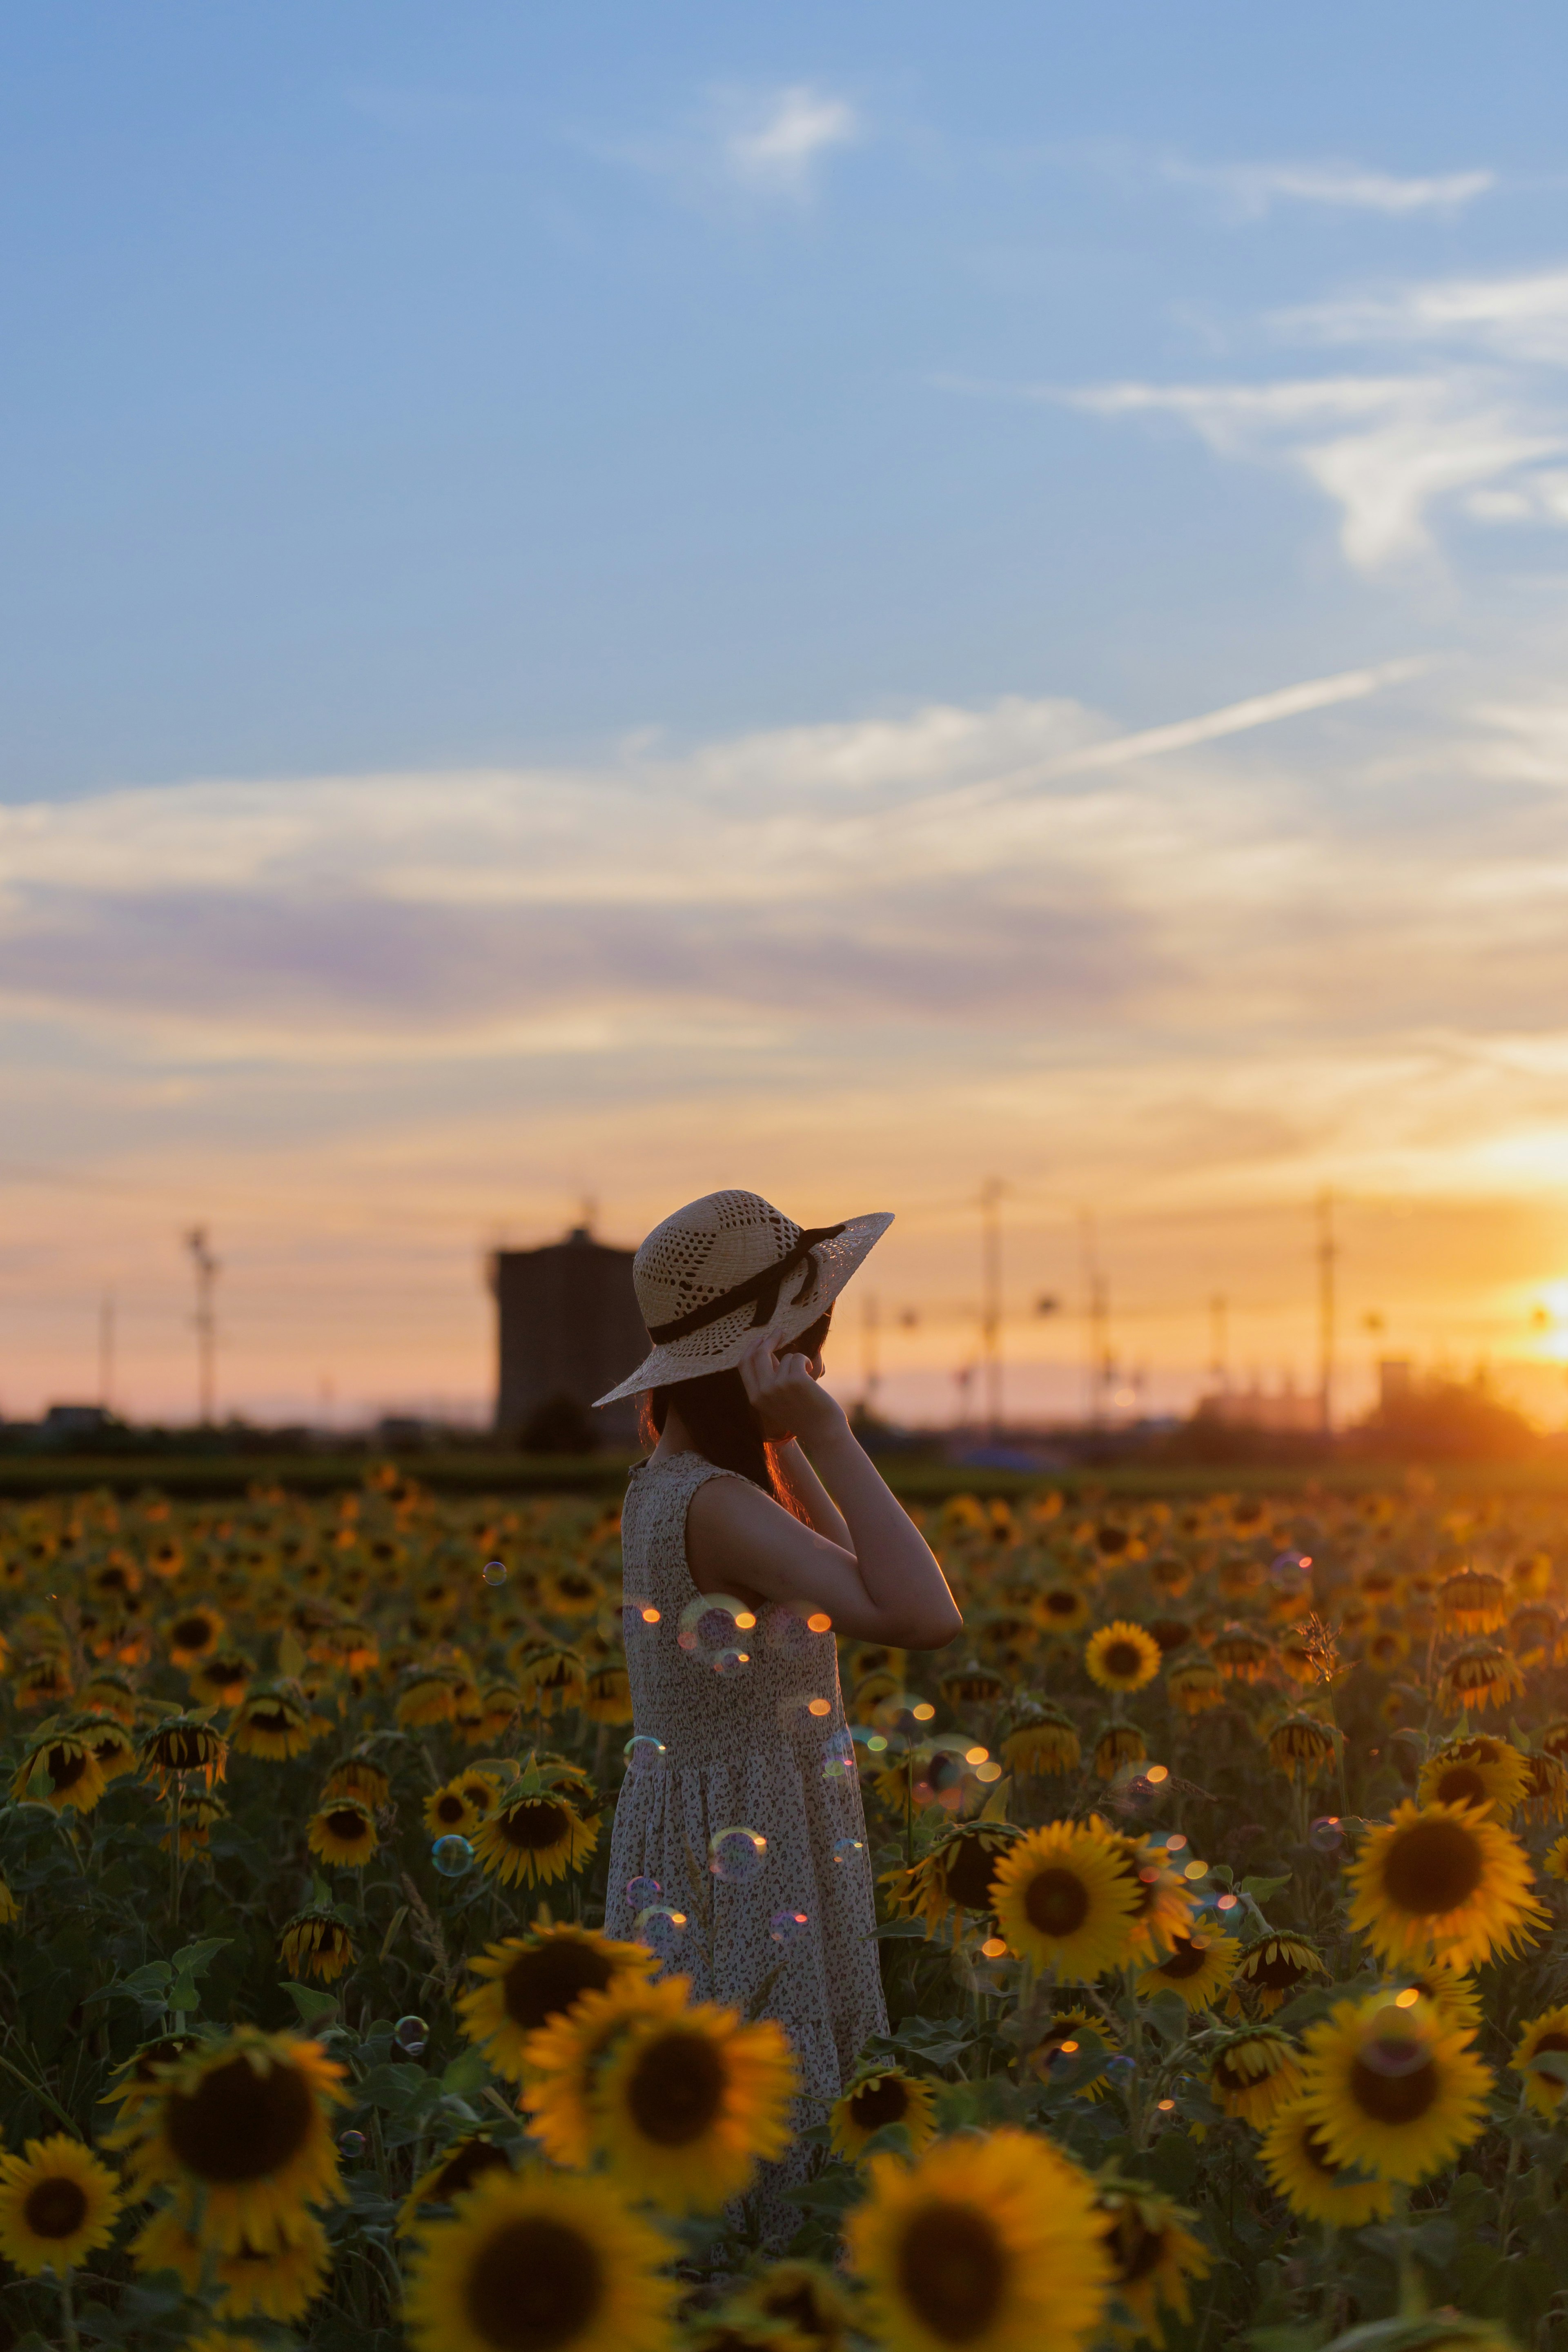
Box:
[1194,1375,1321,1434]
[490,1227,646,1448]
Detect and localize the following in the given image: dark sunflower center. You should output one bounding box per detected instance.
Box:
[1534,2031,1568,2056]
[942,1838,1005,1911]
[1158,1938,1210,1980]
[434,2139,510,2200]
[1301,2124,1343,2176]
[849,2076,911,2131]
[325,1809,369,1841]
[499,1803,569,1851]
[1103,1642,1142,1679]
[1382,1819,1484,1915]
[1046,1592,1079,1617]
[502,1942,616,2031]
[45,1747,88,1792]
[624,2029,726,2145]
[1024,1867,1091,1938]
[1351,2046,1437,2125]
[249,1708,292,1734]
[174,1617,214,1650]
[435,1795,468,1825]
[24,2176,88,2238]
[1109,2213,1165,2284]
[166,2054,315,2183]
[1432,1766,1488,1809]
[896,2200,1006,2345]
[1250,1950,1307,1990]
[463,2216,602,2352]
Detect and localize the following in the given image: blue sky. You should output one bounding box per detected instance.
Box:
[6,2,1568,1423]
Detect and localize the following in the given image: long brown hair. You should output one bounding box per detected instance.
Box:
[639,1310,832,1509]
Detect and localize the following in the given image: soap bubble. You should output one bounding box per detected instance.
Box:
[1270,1549,1308,1589]
[708,1826,767,1885]
[1105,2054,1136,2085]
[769,1907,809,1946]
[481,1559,508,1586]
[1359,2025,1430,2078]
[821,1731,857,1783]
[394,2016,428,2057]
[1309,1816,1344,1854]
[626,1874,663,1910]
[623,1736,666,1777]
[432,1834,474,1877]
[635,1904,687,1959]
[338,2129,367,2158]
[678,1594,757,1668]
[832,1836,866,1866]
[622,1595,661,1629]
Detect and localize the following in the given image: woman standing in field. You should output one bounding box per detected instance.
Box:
[595,1189,962,2228]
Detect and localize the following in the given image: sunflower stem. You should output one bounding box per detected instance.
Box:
[1497,2087,1528,2253]
[58,2263,78,2352]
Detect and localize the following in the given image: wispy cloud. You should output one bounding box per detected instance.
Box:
[1166,157,1494,220]
[1281,268,1568,367]
[719,84,859,196]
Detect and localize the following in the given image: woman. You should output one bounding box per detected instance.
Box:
[595,1188,961,2229]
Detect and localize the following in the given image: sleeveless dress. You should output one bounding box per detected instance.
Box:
[605,1451,888,2237]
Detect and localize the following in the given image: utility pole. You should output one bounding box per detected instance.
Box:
[1079,1211,1110,1427]
[1316,1192,1337,1437]
[1208,1293,1229,1396]
[98,1290,116,1414]
[860,1292,881,1417]
[979,1178,1005,1438]
[185,1227,219,1426]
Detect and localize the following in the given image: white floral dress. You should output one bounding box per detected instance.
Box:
[605,1452,888,2234]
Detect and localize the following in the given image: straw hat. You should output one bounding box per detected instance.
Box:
[593,1189,892,1407]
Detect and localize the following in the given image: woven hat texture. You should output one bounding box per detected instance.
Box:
[593,1189,891,1406]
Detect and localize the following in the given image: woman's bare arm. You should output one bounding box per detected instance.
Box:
[684,1336,962,1648]
[771,1438,851,1547]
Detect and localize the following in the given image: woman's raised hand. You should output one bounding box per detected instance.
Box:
[737,1331,847,1446]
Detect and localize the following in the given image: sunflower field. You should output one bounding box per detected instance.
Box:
[3,1470,1568,2352]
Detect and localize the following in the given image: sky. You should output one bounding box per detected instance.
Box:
[5,1,1568,1429]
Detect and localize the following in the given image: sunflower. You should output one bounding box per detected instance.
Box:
[591,1988,798,2211]
[521,1973,674,2167]
[472,1792,598,1889]
[1140,1930,1238,2012]
[0,2135,122,2275]
[116,2027,346,2254]
[939,1661,1008,1708]
[190,1656,255,1712]
[1438,1570,1507,1631]
[1038,1584,1092,1636]
[583,1664,634,1724]
[425,1780,482,1839]
[1209,1626,1274,1683]
[511,1645,588,1716]
[1097,1825,1197,1958]
[139,1712,228,1789]
[1298,1994,1491,2183]
[1002,1706,1082,1777]
[451,1765,507,1817]
[1437,1641,1524,1715]
[1207,2027,1303,2127]
[131,2203,332,2321]
[1363,1628,1410,1675]
[1417,1735,1531,1819]
[1506,1602,1559,1666]
[79,1672,138,1725]
[728,2259,851,2352]
[1022,2006,1121,2097]
[323,1754,391,1806]
[305,1796,379,1870]
[1547,1835,1568,1880]
[1147,1551,1192,1599]
[404,2163,673,2352]
[1510,2005,1568,2119]
[1165,1659,1224,1716]
[77,1714,139,1782]
[1230,1932,1327,2016]
[884,1820,1024,1933]
[398,2131,513,2234]
[1385,1963,1483,2036]
[989,1820,1140,1978]
[1085,1622,1162,1695]
[100,2034,199,2118]
[167,1604,225,1667]
[829,2067,939,2161]
[10,1731,109,1816]
[846,2126,1111,2352]
[280,1906,358,1984]
[1266,1715,1338,1785]
[1347,1799,1544,1970]
[230,1685,319,1760]
[458,1924,656,2082]
[1095,2178,1209,2347]
[1092,1723,1147,1780]
[1520,1750,1568,1822]
[1258,2098,1392,2226]
[161,1791,227,1851]
[1542,1718,1568,1761]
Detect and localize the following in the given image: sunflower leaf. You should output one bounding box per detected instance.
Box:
[281,1980,341,2026]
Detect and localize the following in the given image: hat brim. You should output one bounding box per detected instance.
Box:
[592,1210,893,1408]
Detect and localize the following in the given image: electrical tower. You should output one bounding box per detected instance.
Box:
[185,1227,219,1425]
[1316,1191,1337,1437]
[979,1178,1006,1437]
